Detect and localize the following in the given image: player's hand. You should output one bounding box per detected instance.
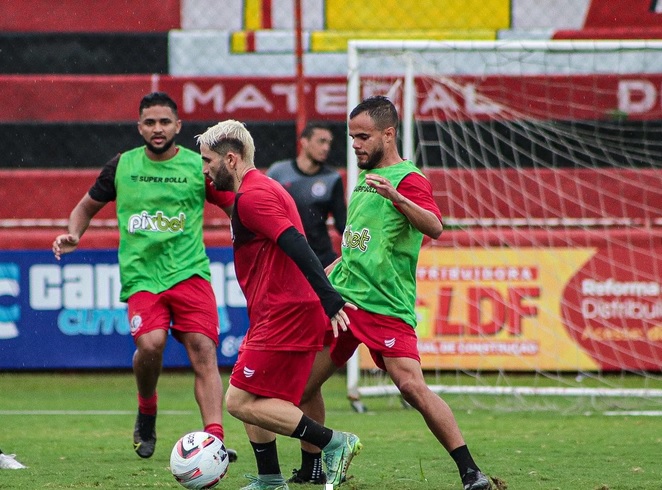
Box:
[330,302,357,338]
[365,174,400,203]
[52,234,80,260]
[324,257,341,276]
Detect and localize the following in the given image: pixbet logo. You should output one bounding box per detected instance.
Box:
[341,226,371,252]
[128,211,186,234]
[0,263,20,339]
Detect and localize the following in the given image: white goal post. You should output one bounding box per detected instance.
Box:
[345,40,662,410]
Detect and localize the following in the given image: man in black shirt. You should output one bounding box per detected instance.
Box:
[267,123,346,267]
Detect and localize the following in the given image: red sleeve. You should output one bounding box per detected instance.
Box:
[395,172,443,221]
[205,177,235,209]
[236,188,295,242]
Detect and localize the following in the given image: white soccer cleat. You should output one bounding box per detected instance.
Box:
[0,453,26,469]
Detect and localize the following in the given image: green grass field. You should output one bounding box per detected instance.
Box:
[1,371,661,489]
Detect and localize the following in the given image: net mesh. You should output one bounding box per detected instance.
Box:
[348,41,662,413]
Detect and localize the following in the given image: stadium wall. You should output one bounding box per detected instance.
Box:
[3,168,660,250]
[3,73,662,169]
[0,0,180,32]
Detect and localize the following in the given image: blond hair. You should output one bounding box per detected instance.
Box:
[196,119,255,165]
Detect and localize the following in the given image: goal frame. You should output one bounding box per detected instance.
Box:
[344,39,662,403]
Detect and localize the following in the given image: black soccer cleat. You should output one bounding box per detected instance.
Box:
[287,468,327,485]
[226,447,238,463]
[462,468,492,490]
[133,411,157,458]
[349,398,368,413]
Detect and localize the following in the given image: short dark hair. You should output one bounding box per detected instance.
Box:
[300,121,332,140]
[349,95,398,133]
[139,92,178,117]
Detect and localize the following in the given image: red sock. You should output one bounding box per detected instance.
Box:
[138,393,158,416]
[204,423,224,441]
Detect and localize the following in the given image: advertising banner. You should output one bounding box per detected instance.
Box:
[4,245,660,372]
[0,248,247,370]
[360,246,662,371]
[4,74,662,123]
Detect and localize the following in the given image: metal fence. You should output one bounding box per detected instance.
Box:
[0,0,660,169]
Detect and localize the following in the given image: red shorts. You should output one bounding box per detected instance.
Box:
[230,349,316,405]
[126,275,220,346]
[326,307,420,371]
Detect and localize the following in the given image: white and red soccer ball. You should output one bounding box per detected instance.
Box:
[170,432,229,489]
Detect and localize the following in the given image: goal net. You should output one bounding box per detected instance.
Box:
[346,40,662,413]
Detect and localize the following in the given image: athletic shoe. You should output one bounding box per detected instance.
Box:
[323,432,362,486]
[227,447,238,463]
[0,453,26,469]
[240,474,289,490]
[287,467,327,484]
[349,399,368,413]
[462,468,492,490]
[133,411,156,458]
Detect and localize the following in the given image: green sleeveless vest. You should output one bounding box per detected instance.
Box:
[329,160,424,327]
[114,146,210,301]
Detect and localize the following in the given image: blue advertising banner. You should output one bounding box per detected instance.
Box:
[0,248,248,370]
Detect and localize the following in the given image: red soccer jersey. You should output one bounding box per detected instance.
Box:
[231,169,326,352]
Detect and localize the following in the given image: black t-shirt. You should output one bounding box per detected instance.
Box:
[267,160,346,266]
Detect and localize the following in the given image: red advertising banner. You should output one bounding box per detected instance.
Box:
[363,75,662,121]
[0,0,180,32]
[584,0,662,29]
[3,73,662,123]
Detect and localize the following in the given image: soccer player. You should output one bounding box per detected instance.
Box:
[197,119,361,490]
[0,449,26,469]
[293,96,492,490]
[266,122,346,268]
[52,92,237,462]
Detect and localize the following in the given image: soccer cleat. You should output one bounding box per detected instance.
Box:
[348,398,368,413]
[462,468,492,490]
[0,453,26,469]
[133,411,157,458]
[323,432,362,486]
[287,467,327,484]
[240,474,289,490]
[227,447,238,463]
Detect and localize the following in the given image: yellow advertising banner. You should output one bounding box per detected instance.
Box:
[360,247,600,371]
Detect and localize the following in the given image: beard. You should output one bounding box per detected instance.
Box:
[212,166,234,191]
[357,146,384,170]
[145,136,175,155]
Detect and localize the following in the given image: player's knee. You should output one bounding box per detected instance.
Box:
[187,343,219,370]
[136,331,167,356]
[299,385,321,405]
[137,340,165,359]
[224,392,240,418]
[397,377,426,404]
[188,351,219,373]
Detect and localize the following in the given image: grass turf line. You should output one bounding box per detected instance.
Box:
[0,371,661,489]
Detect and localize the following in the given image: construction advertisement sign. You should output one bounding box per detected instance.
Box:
[398,246,662,372]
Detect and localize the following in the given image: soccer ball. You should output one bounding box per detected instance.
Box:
[170,432,229,489]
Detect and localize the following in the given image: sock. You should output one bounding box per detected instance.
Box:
[450,445,479,478]
[290,415,333,449]
[251,439,281,476]
[298,449,324,480]
[138,392,157,416]
[204,423,224,442]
